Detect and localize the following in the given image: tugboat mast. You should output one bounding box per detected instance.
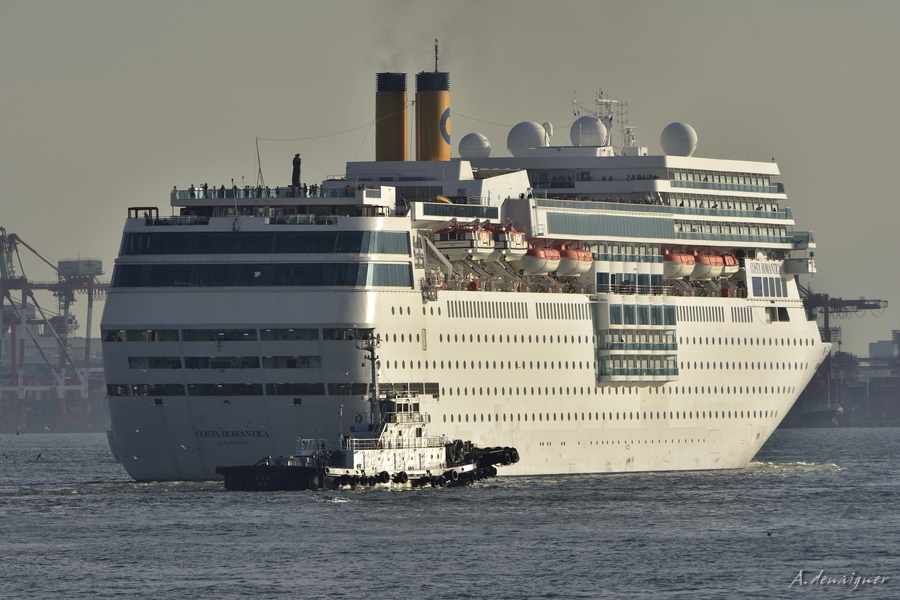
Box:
[356,334,381,422]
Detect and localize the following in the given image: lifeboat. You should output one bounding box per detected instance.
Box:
[513,246,561,274]
[432,220,495,261]
[721,254,740,277]
[662,251,695,279]
[556,247,593,276]
[489,224,528,261]
[691,254,725,279]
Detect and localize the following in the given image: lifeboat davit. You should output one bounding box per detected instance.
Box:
[490,226,528,261]
[721,254,740,277]
[432,220,495,261]
[513,246,561,274]
[691,254,725,279]
[663,252,695,279]
[556,247,593,276]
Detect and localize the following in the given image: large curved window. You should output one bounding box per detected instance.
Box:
[111,262,413,288]
[120,231,410,256]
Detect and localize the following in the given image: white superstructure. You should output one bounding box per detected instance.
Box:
[102,72,828,481]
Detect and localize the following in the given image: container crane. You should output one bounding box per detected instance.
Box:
[0,227,109,431]
[797,283,888,409]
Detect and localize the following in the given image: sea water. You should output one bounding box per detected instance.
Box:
[0,428,897,599]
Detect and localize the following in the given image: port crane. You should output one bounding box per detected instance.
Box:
[797,283,888,408]
[0,227,109,431]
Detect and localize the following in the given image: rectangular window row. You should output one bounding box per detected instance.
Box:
[127,356,322,369]
[671,169,770,186]
[751,276,788,298]
[608,304,676,326]
[668,193,779,214]
[598,356,678,377]
[105,327,357,343]
[587,242,660,263]
[675,220,789,239]
[597,330,677,352]
[108,380,439,397]
[596,272,665,295]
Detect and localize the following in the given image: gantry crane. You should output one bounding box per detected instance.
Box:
[0,227,109,431]
[797,283,888,408]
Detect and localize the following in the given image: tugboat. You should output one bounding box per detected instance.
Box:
[215,335,519,491]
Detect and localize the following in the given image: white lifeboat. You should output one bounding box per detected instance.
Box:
[662,251,695,279]
[556,247,593,276]
[513,246,561,274]
[432,220,495,261]
[721,254,740,277]
[691,254,725,279]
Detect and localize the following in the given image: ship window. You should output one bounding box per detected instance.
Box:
[261,328,318,341]
[125,329,179,342]
[129,357,182,369]
[264,383,325,395]
[103,330,126,342]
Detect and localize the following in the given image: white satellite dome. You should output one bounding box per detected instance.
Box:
[458,132,492,159]
[507,121,547,157]
[660,122,698,157]
[570,116,608,147]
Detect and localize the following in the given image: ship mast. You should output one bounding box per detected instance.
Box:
[356,333,381,421]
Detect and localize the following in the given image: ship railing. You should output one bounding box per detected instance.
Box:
[596,283,673,296]
[383,411,430,424]
[142,216,210,226]
[600,368,679,377]
[173,188,325,200]
[443,277,511,293]
[296,438,341,453]
[533,180,576,189]
[535,198,790,220]
[343,436,447,451]
[264,214,320,225]
[603,343,678,352]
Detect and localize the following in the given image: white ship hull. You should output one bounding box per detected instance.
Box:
[103,285,827,481]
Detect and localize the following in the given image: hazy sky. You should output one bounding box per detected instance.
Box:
[2,0,898,357]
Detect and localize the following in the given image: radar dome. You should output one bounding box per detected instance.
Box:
[660,122,698,157]
[458,132,492,159]
[507,121,547,157]
[570,116,608,147]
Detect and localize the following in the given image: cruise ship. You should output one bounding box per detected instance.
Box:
[101,70,829,481]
